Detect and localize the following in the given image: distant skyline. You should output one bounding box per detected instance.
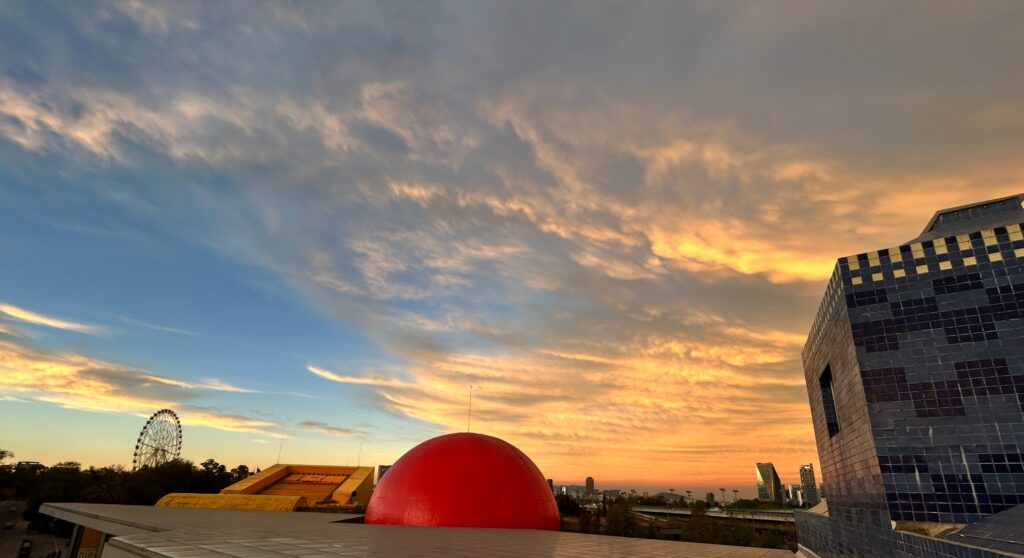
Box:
[2,1,1024,495]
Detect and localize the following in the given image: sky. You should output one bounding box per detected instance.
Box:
[2,1,1024,497]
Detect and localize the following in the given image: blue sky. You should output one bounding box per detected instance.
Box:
[2,0,1024,495]
[0,174,434,466]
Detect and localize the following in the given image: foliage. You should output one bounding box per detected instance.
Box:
[577,510,595,534]
[555,493,581,517]
[231,464,251,482]
[603,497,636,537]
[682,500,718,542]
[0,457,244,520]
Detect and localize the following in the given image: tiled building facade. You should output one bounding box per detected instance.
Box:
[795,195,1024,558]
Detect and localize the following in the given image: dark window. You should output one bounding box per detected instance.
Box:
[820,365,840,437]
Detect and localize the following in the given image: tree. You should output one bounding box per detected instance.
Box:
[555,494,581,517]
[230,465,250,482]
[682,500,718,543]
[52,461,82,471]
[0,449,12,462]
[577,510,594,534]
[195,459,232,493]
[201,459,225,474]
[604,497,635,537]
[644,518,658,539]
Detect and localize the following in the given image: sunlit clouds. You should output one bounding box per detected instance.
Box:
[2,1,1024,489]
[307,366,414,388]
[0,303,104,334]
[309,315,811,486]
[0,338,277,435]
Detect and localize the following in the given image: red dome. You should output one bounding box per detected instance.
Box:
[365,433,560,530]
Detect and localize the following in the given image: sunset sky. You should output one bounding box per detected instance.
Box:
[2,1,1024,496]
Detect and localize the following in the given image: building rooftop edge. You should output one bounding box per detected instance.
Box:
[920,193,1024,235]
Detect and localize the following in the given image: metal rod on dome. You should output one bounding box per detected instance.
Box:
[467,385,474,432]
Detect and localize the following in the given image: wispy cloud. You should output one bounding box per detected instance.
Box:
[0,303,104,335]
[115,372,257,394]
[117,316,200,337]
[298,420,360,437]
[192,378,257,393]
[307,365,414,388]
[0,338,278,436]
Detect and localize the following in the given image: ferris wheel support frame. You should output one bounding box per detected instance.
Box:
[132,408,182,471]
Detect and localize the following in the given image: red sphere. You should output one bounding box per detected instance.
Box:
[365,433,560,530]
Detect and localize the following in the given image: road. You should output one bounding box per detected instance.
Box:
[0,501,70,558]
[633,505,797,523]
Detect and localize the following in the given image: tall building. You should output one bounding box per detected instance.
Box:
[705,492,715,506]
[799,464,820,508]
[585,476,595,494]
[796,195,1024,558]
[788,484,804,507]
[755,462,783,505]
[547,478,554,493]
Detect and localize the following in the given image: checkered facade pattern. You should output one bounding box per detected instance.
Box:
[795,196,1024,558]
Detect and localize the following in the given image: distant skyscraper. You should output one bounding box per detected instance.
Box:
[755,463,783,505]
[705,492,715,506]
[585,476,595,494]
[788,484,803,507]
[547,479,554,493]
[795,195,1024,558]
[799,464,819,507]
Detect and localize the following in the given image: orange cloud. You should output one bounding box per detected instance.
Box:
[309,316,816,488]
[0,339,278,436]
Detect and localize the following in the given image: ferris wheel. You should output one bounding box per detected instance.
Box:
[132,409,182,470]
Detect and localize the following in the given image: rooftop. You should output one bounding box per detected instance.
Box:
[41,503,794,558]
[913,193,1024,242]
[946,504,1024,556]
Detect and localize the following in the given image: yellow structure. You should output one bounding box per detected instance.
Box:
[76,527,104,558]
[156,464,375,512]
[155,493,307,512]
[221,464,374,507]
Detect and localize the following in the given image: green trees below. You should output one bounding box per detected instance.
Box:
[0,456,249,520]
